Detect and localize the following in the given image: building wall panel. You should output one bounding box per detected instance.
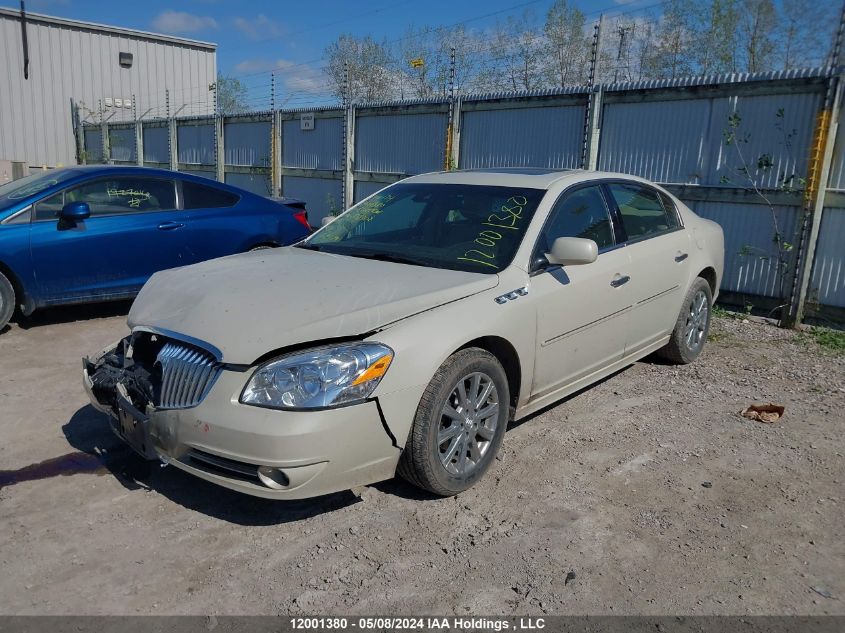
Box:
[460,105,584,169]
[108,126,135,162]
[687,200,798,298]
[83,128,102,162]
[225,120,271,167]
[282,175,342,225]
[0,9,215,168]
[355,112,446,174]
[354,180,388,203]
[282,117,343,170]
[142,125,168,163]
[225,171,271,196]
[809,206,845,307]
[599,91,821,187]
[177,124,214,165]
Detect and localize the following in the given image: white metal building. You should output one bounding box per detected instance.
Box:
[0,7,217,173]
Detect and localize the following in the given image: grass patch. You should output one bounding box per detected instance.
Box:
[797,326,845,354]
[707,329,734,344]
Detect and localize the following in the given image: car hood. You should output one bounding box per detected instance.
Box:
[128,247,499,364]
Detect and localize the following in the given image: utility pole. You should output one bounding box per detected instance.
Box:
[581,14,604,169]
[444,45,456,171]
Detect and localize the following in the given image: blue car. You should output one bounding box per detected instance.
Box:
[0,166,312,331]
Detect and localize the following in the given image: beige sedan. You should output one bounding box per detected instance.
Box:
[83,169,724,499]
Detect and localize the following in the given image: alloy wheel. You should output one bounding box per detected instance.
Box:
[684,289,709,351]
[437,371,499,477]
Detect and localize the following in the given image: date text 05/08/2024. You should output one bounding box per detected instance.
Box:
[289,617,547,630]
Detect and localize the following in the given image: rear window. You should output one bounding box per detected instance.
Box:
[182,181,239,209]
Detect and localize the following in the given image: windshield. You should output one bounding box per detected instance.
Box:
[0,169,76,208]
[304,183,545,273]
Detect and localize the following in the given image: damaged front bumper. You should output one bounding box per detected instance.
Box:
[83,335,401,499]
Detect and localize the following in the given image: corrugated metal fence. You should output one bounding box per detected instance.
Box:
[80,68,845,321]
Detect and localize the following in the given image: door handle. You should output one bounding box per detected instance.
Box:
[610,274,630,288]
[158,221,184,231]
[675,252,689,262]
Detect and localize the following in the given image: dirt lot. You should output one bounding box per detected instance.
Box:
[0,305,843,616]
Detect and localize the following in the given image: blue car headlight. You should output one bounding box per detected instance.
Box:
[240,342,393,410]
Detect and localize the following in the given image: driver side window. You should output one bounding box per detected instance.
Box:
[536,185,615,255]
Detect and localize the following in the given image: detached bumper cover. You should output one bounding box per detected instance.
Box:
[83,342,401,499]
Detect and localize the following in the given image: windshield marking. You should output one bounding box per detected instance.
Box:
[457,195,529,268]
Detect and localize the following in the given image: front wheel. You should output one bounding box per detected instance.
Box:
[658,277,713,364]
[398,348,509,496]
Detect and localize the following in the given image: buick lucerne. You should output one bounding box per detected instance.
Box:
[83,169,724,499]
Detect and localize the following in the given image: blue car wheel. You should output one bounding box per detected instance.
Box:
[0,272,14,330]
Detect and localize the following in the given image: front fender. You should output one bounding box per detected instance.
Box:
[369,269,535,448]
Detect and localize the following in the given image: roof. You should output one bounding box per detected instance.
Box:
[0,7,216,50]
[403,168,664,189]
[405,168,584,189]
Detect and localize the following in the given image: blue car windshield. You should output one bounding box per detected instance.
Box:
[0,169,76,209]
[303,183,545,274]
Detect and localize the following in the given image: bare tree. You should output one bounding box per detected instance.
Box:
[693,0,740,74]
[543,0,589,87]
[652,0,698,79]
[777,0,837,69]
[325,35,394,102]
[738,0,777,72]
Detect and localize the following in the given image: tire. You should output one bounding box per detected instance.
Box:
[0,271,14,332]
[658,277,713,364]
[398,348,509,496]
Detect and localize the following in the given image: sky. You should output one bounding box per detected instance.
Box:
[3,0,657,107]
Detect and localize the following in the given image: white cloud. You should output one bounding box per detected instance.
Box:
[233,14,283,40]
[232,58,330,98]
[151,11,218,34]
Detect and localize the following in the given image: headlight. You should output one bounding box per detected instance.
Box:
[240,342,393,410]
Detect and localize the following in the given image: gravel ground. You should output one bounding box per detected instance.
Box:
[0,305,843,616]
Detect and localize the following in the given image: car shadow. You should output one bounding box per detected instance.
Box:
[14,300,133,330]
[17,404,363,526]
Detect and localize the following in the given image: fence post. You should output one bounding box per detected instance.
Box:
[272,110,283,197]
[101,117,110,165]
[168,117,178,171]
[215,114,225,183]
[783,75,842,326]
[344,106,356,210]
[586,86,603,170]
[73,101,86,165]
[450,97,463,170]
[134,120,144,167]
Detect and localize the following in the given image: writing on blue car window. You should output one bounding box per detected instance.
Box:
[306,183,544,274]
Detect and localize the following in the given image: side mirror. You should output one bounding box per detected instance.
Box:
[60,201,91,222]
[321,215,335,227]
[545,237,598,267]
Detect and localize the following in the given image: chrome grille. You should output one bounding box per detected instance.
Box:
[155,342,222,410]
